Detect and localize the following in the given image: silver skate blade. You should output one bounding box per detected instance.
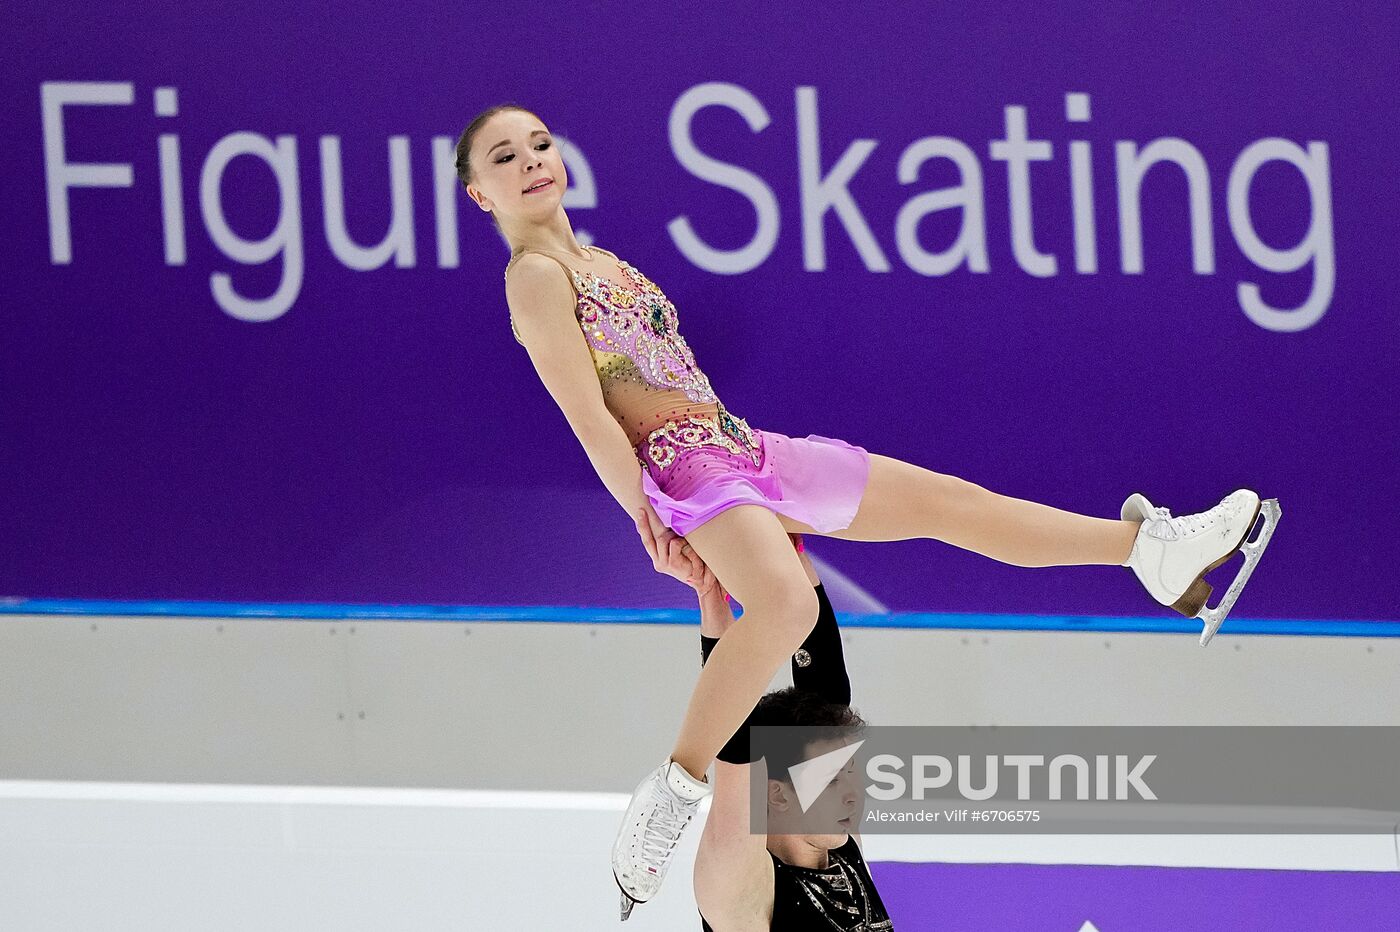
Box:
[1197,498,1281,647]
[619,891,637,921]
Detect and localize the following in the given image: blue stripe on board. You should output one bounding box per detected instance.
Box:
[1,597,1397,637]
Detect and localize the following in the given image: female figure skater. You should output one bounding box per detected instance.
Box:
[454,104,1278,918]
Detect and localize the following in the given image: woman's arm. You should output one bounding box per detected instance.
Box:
[505,254,651,517]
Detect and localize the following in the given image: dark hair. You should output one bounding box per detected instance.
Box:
[454,103,542,233]
[750,687,865,782]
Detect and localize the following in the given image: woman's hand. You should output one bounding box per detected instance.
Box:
[634,506,726,601]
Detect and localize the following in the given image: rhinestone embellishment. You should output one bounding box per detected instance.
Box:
[567,260,717,405]
[644,405,760,470]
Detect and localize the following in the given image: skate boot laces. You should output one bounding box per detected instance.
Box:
[637,790,691,872]
[1142,501,1230,542]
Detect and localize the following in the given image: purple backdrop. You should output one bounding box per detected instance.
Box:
[867,861,1400,930]
[4,2,1397,620]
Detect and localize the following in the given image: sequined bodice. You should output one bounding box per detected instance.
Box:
[505,246,729,445]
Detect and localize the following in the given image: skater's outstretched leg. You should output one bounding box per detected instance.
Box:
[767,454,1278,643]
[774,453,1138,567]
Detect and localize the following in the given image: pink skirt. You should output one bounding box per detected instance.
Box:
[638,425,871,537]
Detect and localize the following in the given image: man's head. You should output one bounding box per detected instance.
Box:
[751,687,866,848]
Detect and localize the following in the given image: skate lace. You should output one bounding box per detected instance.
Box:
[638,791,690,870]
[1145,504,1214,541]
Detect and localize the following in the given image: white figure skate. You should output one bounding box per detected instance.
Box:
[612,759,711,920]
[1121,489,1281,647]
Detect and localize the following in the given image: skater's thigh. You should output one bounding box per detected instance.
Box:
[777,453,988,543]
[684,505,813,611]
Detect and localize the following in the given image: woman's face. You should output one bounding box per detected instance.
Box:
[467,110,567,223]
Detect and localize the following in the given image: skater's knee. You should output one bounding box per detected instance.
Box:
[913,470,993,526]
[747,582,820,648]
[949,475,995,510]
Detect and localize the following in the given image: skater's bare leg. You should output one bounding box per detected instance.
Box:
[668,505,818,781]
[776,453,1137,567]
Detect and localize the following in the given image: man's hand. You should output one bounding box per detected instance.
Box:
[634,506,726,601]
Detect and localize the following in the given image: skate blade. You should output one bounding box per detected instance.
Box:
[1195,498,1281,647]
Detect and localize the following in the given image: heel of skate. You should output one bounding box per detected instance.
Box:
[1194,498,1281,647]
[1172,577,1212,618]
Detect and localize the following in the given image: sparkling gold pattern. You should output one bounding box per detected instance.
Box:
[643,404,760,470]
[569,257,718,404]
[505,246,762,461]
[504,246,720,404]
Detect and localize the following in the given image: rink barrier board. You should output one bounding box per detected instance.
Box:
[2,599,1398,638]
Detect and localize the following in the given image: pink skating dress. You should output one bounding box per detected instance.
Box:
[504,245,870,537]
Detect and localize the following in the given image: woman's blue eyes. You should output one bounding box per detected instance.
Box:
[496,142,551,164]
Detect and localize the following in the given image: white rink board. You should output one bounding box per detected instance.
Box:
[0,781,1395,932]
